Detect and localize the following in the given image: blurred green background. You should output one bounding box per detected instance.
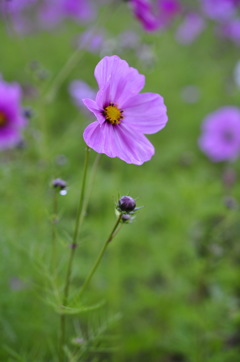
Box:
[1,2,240,361]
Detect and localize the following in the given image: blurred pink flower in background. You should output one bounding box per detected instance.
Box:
[0,77,26,150]
[0,0,37,14]
[61,0,96,22]
[82,55,168,165]
[130,0,161,32]
[38,0,96,29]
[69,80,96,110]
[118,30,140,50]
[38,0,64,29]
[77,27,105,53]
[158,0,181,25]
[176,13,205,45]
[199,107,240,162]
[200,0,237,21]
[130,0,181,32]
[219,18,240,45]
[1,0,97,33]
[0,0,37,33]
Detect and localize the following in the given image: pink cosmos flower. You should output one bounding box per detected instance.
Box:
[0,77,26,150]
[82,55,168,165]
[199,107,240,162]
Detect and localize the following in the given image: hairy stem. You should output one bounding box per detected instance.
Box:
[77,214,122,300]
[51,190,58,272]
[59,146,90,361]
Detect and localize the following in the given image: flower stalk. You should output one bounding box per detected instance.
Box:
[51,178,67,273]
[59,146,90,361]
[77,214,122,299]
[51,190,58,272]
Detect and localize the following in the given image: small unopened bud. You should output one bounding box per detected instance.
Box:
[223,196,238,209]
[118,196,136,213]
[72,337,84,345]
[37,69,50,80]
[222,168,236,189]
[23,107,33,119]
[121,214,132,223]
[52,178,67,190]
[70,243,77,249]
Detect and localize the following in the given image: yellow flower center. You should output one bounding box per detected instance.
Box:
[0,111,7,127]
[103,103,123,125]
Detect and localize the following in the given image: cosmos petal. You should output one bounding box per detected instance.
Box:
[82,98,105,124]
[122,92,168,134]
[83,121,155,165]
[94,55,145,107]
[0,78,26,150]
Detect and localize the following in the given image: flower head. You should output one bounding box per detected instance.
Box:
[116,195,139,223]
[52,178,67,190]
[118,196,136,212]
[82,55,168,165]
[0,77,26,150]
[199,107,240,162]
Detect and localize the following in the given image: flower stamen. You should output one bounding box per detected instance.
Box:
[0,111,7,127]
[103,102,123,125]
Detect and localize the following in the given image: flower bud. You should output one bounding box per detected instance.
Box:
[118,196,136,212]
[222,168,236,189]
[223,196,238,209]
[23,107,33,119]
[52,178,67,190]
[121,214,132,223]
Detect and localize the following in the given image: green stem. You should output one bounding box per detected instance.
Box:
[85,153,101,207]
[77,214,122,299]
[43,5,109,104]
[51,190,58,272]
[60,146,90,361]
[44,48,84,104]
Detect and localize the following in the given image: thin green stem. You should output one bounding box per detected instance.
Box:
[85,153,101,208]
[76,214,122,299]
[59,146,90,361]
[43,5,110,104]
[51,190,58,272]
[44,48,84,104]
